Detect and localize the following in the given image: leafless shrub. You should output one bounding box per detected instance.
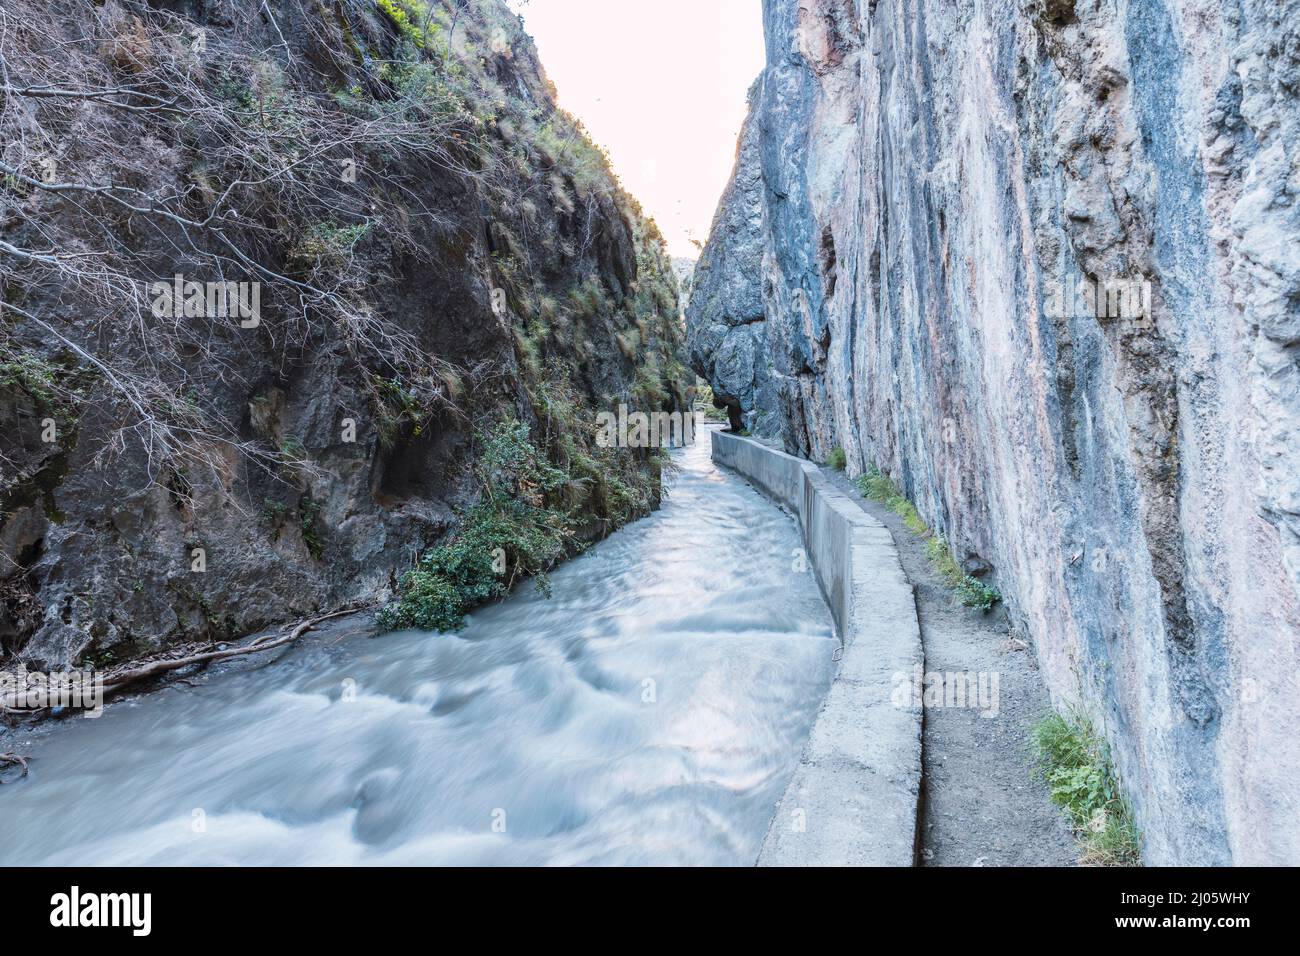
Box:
[0,0,497,492]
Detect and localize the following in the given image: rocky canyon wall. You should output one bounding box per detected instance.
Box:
[1,1,688,672]
[688,0,1300,864]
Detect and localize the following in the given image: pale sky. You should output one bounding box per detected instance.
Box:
[507,0,766,258]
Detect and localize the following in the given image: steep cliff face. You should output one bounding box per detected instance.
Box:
[687,84,780,436]
[1,1,688,670]
[689,0,1300,864]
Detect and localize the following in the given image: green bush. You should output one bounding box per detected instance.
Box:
[827,446,847,471]
[377,418,574,633]
[956,576,1002,613]
[376,0,441,50]
[376,495,567,633]
[1030,713,1141,866]
[377,569,464,632]
[925,535,1001,612]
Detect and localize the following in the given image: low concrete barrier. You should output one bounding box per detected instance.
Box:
[711,430,924,867]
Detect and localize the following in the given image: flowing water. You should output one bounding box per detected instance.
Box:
[0,428,835,866]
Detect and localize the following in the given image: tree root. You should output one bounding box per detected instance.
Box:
[0,752,29,782]
[100,606,366,698]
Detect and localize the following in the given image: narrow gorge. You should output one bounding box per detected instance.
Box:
[1,0,1297,875]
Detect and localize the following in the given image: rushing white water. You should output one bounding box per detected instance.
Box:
[0,428,835,866]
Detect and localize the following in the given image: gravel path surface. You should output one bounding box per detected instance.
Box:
[821,466,1077,867]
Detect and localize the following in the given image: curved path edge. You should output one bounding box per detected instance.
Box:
[711,430,924,867]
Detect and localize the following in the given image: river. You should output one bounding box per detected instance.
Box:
[0,427,835,866]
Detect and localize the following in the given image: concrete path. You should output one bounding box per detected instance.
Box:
[710,431,923,866]
[714,429,1077,867]
[818,466,1076,867]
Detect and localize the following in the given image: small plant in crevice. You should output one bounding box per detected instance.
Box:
[0,350,62,410]
[286,220,374,276]
[925,536,1002,612]
[262,498,290,531]
[827,446,847,471]
[856,465,1002,611]
[0,347,84,437]
[370,370,461,451]
[299,496,325,561]
[1029,713,1142,867]
[377,417,575,634]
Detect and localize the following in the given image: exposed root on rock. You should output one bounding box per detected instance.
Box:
[0,751,30,782]
[99,607,366,698]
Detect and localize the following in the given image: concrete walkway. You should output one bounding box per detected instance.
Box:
[711,430,923,866]
[817,467,1076,867]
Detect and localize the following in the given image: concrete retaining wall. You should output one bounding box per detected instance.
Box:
[711,430,924,866]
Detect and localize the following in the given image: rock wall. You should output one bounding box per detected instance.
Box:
[1,1,688,671]
[686,83,781,436]
[688,0,1300,864]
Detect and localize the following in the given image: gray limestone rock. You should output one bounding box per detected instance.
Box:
[690,0,1300,865]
